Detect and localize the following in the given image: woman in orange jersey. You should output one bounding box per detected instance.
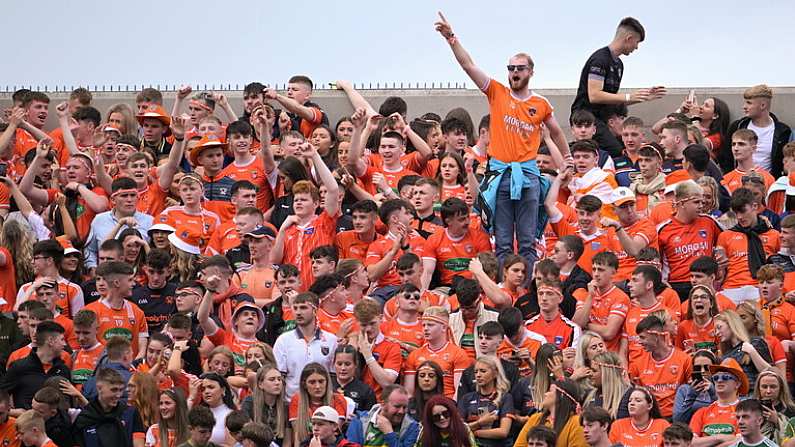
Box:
[609,387,670,447]
[715,310,773,394]
[677,285,720,353]
[436,152,467,202]
[736,303,788,376]
[498,254,528,306]
[145,389,189,447]
[514,379,587,447]
[585,352,631,420]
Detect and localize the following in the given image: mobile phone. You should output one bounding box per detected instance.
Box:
[0,163,8,178]
[761,399,773,409]
[691,371,703,383]
[687,89,696,104]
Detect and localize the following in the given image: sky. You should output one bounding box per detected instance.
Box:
[3,0,794,91]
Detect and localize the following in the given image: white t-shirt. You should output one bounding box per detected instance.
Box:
[748,118,775,171]
[210,404,233,445]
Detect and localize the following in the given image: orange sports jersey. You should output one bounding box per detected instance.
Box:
[17,278,85,319]
[159,206,221,251]
[615,219,659,281]
[676,318,719,353]
[219,156,273,210]
[650,201,675,227]
[7,344,73,369]
[135,169,169,216]
[679,292,736,318]
[0,247,16,312]
[623,299,678,365]
[146,424,177,447]
[316,308,356,337]
[440,184,467,202]
[383,290,448,320]
[380,317,425,358]
[543,203,577,257]
[718,228,781,289]
[206,327,259,368]
[658,215,721,283]
[422,228,492,286]
[690,400,738,436]
[497,330,545,377]
[483,79,553,163]
[658,288,683,321]
[289,392,347,421]
[765,335,787,366]
[499,285,527,306]
[404,341,473,398]
[84,298,149,356]
[550,216,621,276]
[573,286,630,351]
[71,343,105,388]
[365,231,427,287]
[358,163,418,193]
[281,211,338,290]
[628,348,692,418]
[525,313,581,349]
[46,186,108,241]
[609,417,670,447]
[761,299,795,342]
[361,337,403,398]
[205,220,240,256]
[235,266,275,304]
[721,168,775,194]
[0,417,20,447]
[335,230,374,262]
[370,152,427,177]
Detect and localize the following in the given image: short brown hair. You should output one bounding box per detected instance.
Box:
[136,88,163,105]
[70,87,92,106]
[757,264,784,283]
[353,299,381,324]
[105,336,132,361]
[783,142,795,159]
[744,84,773,100]
[782,214,795,229]
[660,120,688,139]
[73,309,97,328]
[732,129,758,144]
[33,386,61,407]
[512,53,535,70]
[96,367,125,385]
[622,116,644,128]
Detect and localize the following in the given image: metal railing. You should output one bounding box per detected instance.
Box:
[0,81,470,93]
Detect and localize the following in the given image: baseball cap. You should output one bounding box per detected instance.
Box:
[311,406,340,424]
[610,187,636,206]
[102,124,123,135]
[243,226,277,240]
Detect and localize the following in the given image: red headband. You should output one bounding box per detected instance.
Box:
[538,286,563,298]
[111,188,139,199]
[421,314,449,326]
[190,100,213,112]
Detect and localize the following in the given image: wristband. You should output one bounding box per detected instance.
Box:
[174,136,185,142]
[401,244,410,251]
[447,34,457,45]
[625,93,631,102]
[365,357,376,364]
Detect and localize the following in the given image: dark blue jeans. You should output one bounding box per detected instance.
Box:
[494,169,540,271]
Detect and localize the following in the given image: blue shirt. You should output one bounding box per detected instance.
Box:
[84,210,154,268]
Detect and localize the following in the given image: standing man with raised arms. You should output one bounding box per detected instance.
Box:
[435,12,571,270]
[571,17,666,157]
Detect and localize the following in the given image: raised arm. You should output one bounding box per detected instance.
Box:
[265,89,317,123]
[544,168,572,222]
[171,85,192,118]
[212,94,238,122]
[270,215,299,265]
[304,143,339,216]
[55,102,80,157]
[55,193,78,242]
[335,80,377,117]
[434,12,489,91]
[346,108,369,177]
[19,139,53,206]
[0,108,25,159]
[197,279,220,337]
[1,177,33,218]
[392,113,433,163]
[157,116,187,190]
[469,258,512,309]
[252,107,277,174]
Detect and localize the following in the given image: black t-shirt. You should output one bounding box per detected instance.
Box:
[458,391,514,447]
[572,46,624,121]
[270,194,294,230]
[129,282,178,333]
[81,279,100,305]
[457,358,520,401]
[332,377,376,412]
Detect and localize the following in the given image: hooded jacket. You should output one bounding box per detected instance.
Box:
[72,399,144,447]
[720,113,792,177]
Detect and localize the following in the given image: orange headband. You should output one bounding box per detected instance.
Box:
[553,384,582,414]
[591,360,625,371]
[111,188,139,199]
[537,286,563,297]
[190,99,213,112]
[421,315,449,326]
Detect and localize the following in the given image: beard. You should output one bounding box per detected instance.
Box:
[509,75,529,91]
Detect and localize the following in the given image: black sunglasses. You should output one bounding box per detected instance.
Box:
[402,293,421,301]
[432,410,450,422]
[507,65,529,72]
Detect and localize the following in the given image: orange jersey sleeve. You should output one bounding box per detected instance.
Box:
[719,228,781,289]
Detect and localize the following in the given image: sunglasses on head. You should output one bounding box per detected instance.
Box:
[507,65,529,72]
[741,175,765,185]
[432,410,450,422]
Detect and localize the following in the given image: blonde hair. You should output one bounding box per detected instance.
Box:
[171,248,199,283]
[744,84,773,100]
[587,352,629,418]
[735,302,765,336]
[754,368,795,412]
[15,409,45,432]
[687,125,706,146]
[696,176,719,214]
[245,343,276,367]
[106,103,138,136]
[675,180,703,201]
[716,310,751,354]
[574,331,603,370]
[0,219,35,287]
[474,355,510,404]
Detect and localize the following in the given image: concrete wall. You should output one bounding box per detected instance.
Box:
[3,87,795,134]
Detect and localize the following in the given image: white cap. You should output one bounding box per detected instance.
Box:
[610,187,636,206]
[311,406,340,424]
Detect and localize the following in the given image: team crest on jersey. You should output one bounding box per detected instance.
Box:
[554,335,563,346]
[304,227,315,235]
[204,223,211,232]
[321,345,329,356]
[181,231,189,238]
[528,107,537,116]
[591,242,601,251]
[673,235,681,244]
[699,230,707,239]
[670,364,679,374]
[465,244,474,253]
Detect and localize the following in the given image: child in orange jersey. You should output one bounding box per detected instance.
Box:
[718,188,780,303]
[380,283,426,359]
[681,256,737,316]
[14,410,55,447]
[335,200,378,262]
[600,187,659,282]
[309,274,354,339]
[573,251,630,353]
[351,299,402,399]
[622,265,677,368]
[70,309,105,389]
[677,285,721,354]
[567,140,618,215]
